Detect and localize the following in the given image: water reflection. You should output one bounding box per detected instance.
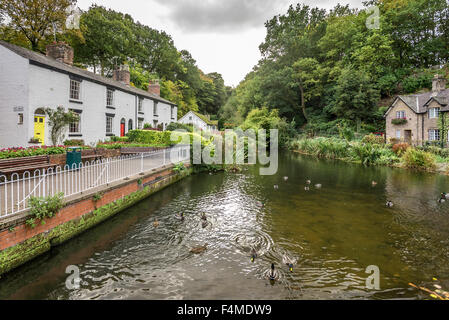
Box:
[1,153,449,300]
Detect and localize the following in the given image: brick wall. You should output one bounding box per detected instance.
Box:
[0,166,177,251]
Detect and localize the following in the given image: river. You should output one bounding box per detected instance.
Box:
[1,152,449,300]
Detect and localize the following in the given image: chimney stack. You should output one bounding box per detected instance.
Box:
[432,74,447,94]
[113,64,130,85]
[148,79,160,96]
[46,42,74,65]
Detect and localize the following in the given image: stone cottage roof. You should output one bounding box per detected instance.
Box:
[385,89,449,116]
[0,40,176,106]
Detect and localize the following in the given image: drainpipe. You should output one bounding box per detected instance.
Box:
[135,95,138,131]
[422,114,425,146]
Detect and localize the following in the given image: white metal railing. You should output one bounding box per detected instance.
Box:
[0,145,190,218]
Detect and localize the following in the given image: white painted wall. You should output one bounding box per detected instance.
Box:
[0,46,177,148]
[0,46,30,148]
[178,111,208,131]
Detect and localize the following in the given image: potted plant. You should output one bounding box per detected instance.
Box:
[391,118,408,125]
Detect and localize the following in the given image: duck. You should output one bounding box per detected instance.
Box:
[274,185,279,190]
[282,255,297,273]
[268,263,278,281]
[304,186,310,191]
[283,176,289,181]
[442,192,449,199]
[153,218,159,228]
[386,200,394,208]
[250,247,258,262]
[190,245,207,254]
[315,184,322,189]
[256,201,264,208]
[176,212,185,221]
[438,194,446,203]
[306,180,311,185]
[201,213,207,221]
[202,220,209,228]
[372,181,378,187]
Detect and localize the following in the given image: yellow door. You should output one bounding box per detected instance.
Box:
[34,116,45,145]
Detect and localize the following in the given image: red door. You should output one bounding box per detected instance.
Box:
[120,123,125,137]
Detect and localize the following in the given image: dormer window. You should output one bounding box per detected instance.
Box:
[70,79,81,100]
[429,107,440,119]
[396,111,406,119]
[106,89,114,108]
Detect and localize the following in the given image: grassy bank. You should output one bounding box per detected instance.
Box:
[289,135,449,174]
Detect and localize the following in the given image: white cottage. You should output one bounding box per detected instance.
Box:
[178,111,218,132]
[0,41,177,148]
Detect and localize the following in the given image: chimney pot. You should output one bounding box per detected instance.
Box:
[432,74,447,94]
[46,42,74,65]
[148,79,160,96]
[113,64,130,85]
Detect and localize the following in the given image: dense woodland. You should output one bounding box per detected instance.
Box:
[0,0,230,118]
[1,0,449,137]
[219,0,449,135]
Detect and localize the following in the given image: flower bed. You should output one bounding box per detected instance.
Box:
[0,146,66,159]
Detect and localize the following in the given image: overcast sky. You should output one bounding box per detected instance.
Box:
[77,0,365,86]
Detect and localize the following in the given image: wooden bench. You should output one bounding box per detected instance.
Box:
[121,147,160,156]
[81,149,103,162]
[0,155,56,175]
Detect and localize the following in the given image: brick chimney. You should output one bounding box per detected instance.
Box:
[113,64,130,85]
[46,42,74,65]
[148,79,160,96]
[432,74,447,93]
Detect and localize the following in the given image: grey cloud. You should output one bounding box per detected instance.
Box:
[153,0,290,32]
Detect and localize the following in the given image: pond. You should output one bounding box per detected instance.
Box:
[1,152,449,300]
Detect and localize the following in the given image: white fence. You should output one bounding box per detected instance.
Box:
[0,145,190,218]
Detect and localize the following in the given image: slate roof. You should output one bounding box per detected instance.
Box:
[386,89,449,116]
[0,40,176,106]
[180,111,217,126]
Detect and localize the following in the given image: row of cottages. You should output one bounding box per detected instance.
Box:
[0,41,177,148]
[178,111,218,132]
[384,74,448,145]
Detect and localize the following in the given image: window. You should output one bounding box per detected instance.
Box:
[106,116,114,134]
[107,89,114,108]
[70,80,81,100]
[429,108,440,119]
[69,112,81,133]
[138,118,144,129]
[153,102,158,116]
[17,113,23,125]
[396,111,406,119]
[429,129,440,141]
[171,106,175,119]
[189,116,192,121]
[396,130,401,139]
[128,119,133,131]
[138,98,143,113]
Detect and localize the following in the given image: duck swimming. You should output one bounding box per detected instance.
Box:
[306,180,311,185]
[315,184,322,189]
[274,185,279,190]
[439,194,446,203]
[190,245,207,254]
[268,263,278,281]
[282,255,297,272]
[304,186,310,191]
[256,201,264,208]
[201,213,207,221]
[176,212,185,221]
[153,218,159,228]
[250,247,258,262]
[386,200,394,208]
[283,176,289,181]
[372,181,378,187]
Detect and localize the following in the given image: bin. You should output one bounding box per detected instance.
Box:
[66,147,82,169]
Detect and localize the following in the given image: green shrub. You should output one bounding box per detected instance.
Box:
[110,136,129,143]
[127,130,173,146]
[26,193,65,228]
[0,146,66,159]
[392,143,410,156]
[402,148,436,170]
[166,122,194,132]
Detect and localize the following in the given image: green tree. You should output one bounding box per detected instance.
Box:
[45,107,78,145]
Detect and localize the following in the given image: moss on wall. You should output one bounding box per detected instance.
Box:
[0,168,191,276]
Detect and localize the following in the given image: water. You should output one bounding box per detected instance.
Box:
[1,153,449,300]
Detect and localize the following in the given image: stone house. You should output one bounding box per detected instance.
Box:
[0,41,177,148]
[384,75,449,145]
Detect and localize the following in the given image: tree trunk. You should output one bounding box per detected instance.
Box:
[299,80,308,122]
